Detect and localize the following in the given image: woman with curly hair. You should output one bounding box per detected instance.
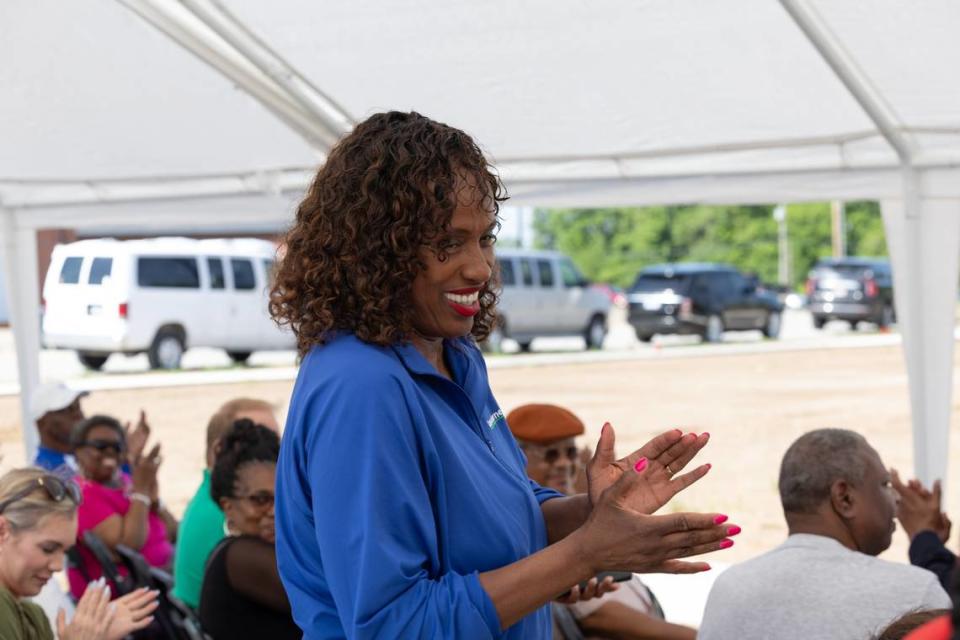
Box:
[271,111,737,639]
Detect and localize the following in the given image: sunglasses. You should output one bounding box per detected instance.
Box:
[0,475,82,514]
[524,445,580,465]
[78,439,125,456]
[235,491,274,508]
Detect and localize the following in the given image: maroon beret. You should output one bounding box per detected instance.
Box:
[506,403,585,444]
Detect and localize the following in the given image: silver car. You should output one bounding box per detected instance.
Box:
[486,249,612,352]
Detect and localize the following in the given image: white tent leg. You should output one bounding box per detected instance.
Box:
[0,209,42,461]
[881,190,960,484]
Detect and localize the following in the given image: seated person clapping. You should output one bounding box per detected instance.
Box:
[67,415,178,599]
[198,419,299,639]
[507,403,698,640]
[0,467,158,640]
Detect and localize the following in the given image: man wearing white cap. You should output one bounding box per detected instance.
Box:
[30,382,88,471]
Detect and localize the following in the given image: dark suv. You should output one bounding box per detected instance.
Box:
[806,257,895,329]
[627,263,784,343]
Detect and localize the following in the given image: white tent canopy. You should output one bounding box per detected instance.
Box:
[2,0,958,479]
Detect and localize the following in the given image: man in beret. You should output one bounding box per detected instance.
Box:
[507,403,584,495]
[507,403,697,640]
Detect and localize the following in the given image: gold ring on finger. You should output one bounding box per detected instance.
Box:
[665,464,675,476]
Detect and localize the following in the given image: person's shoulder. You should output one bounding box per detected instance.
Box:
[708,544,792,593]
[0,588,48,637]
[20,599,49,629]
[181,484,223,531]
[225,534,272,554]
[867,554,949,587]
[222,536,274,572]
[0,585,17,609]
[299,334,408,387]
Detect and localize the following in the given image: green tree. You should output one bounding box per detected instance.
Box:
[532,201,887,290]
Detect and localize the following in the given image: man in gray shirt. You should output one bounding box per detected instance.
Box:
[699,428,950,640]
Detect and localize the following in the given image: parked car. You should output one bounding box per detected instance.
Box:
[485,249,612,352]
[627,263,784,343]
[42,237,293,370]
[805,257,895,329]
[590,283,628,309]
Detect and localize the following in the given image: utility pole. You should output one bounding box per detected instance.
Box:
[831,200,846,257]
[773,204,789,286]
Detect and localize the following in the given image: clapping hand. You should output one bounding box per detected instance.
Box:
[575,423,737,576]
[891,470,951,543]
[56,581,158,640]
[124,410,151,465]
[131,443,162,498]
[554,574,621,605]
[106,587,160,640]
[587,423,712,515]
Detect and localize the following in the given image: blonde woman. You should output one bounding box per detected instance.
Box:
[0,468,158,639]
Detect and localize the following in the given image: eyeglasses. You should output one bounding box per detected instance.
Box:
[523,445,580,465]
[77,439,125,456]
[234,491,274,508]
[0,475,82,514]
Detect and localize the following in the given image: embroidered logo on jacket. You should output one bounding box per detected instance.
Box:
[486,409,505,430]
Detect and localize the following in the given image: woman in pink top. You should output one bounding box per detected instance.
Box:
[68,415,178,598]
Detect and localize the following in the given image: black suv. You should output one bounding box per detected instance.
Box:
[627,263,784,343]
[806,257,895,329]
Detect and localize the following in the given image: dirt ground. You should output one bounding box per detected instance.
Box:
[1,344,956,566]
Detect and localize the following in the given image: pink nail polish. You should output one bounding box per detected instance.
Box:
[634,457,648,473]
[719,539,734,549]
[727,526,742,536]
[702,432,710,438]
[704,463,713,471]
[713,514,728,525]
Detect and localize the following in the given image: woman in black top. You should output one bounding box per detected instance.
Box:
[199,419,299,639]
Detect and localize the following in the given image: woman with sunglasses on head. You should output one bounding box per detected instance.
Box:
[0,467,158,639]
[198,419,298,639]
[68,415,177,600]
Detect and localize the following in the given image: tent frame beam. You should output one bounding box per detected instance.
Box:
[177,0,353,140]
[118,0,340,149]
[779,0,915,165]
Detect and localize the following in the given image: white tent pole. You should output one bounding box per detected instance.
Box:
[0,208,42,461]
[881,191,960,484]
[779,0,960,485]
[178,0,353,139]
[778,0,914,163]
[117,0,339,149]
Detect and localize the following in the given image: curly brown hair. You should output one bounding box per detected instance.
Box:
[269,111,507,355]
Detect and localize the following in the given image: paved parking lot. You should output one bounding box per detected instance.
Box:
[0,308,909,394]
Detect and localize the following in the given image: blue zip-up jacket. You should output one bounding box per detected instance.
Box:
[275,334,563,639]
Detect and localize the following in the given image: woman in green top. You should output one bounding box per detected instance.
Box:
[0,467,158,639]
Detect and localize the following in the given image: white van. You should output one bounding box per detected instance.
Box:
[42,237,294,370]
[490,249,611,351]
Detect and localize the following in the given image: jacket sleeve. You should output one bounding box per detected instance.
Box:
[528,479,565,506]
[909,530,957,591]
[304,376,503,639]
